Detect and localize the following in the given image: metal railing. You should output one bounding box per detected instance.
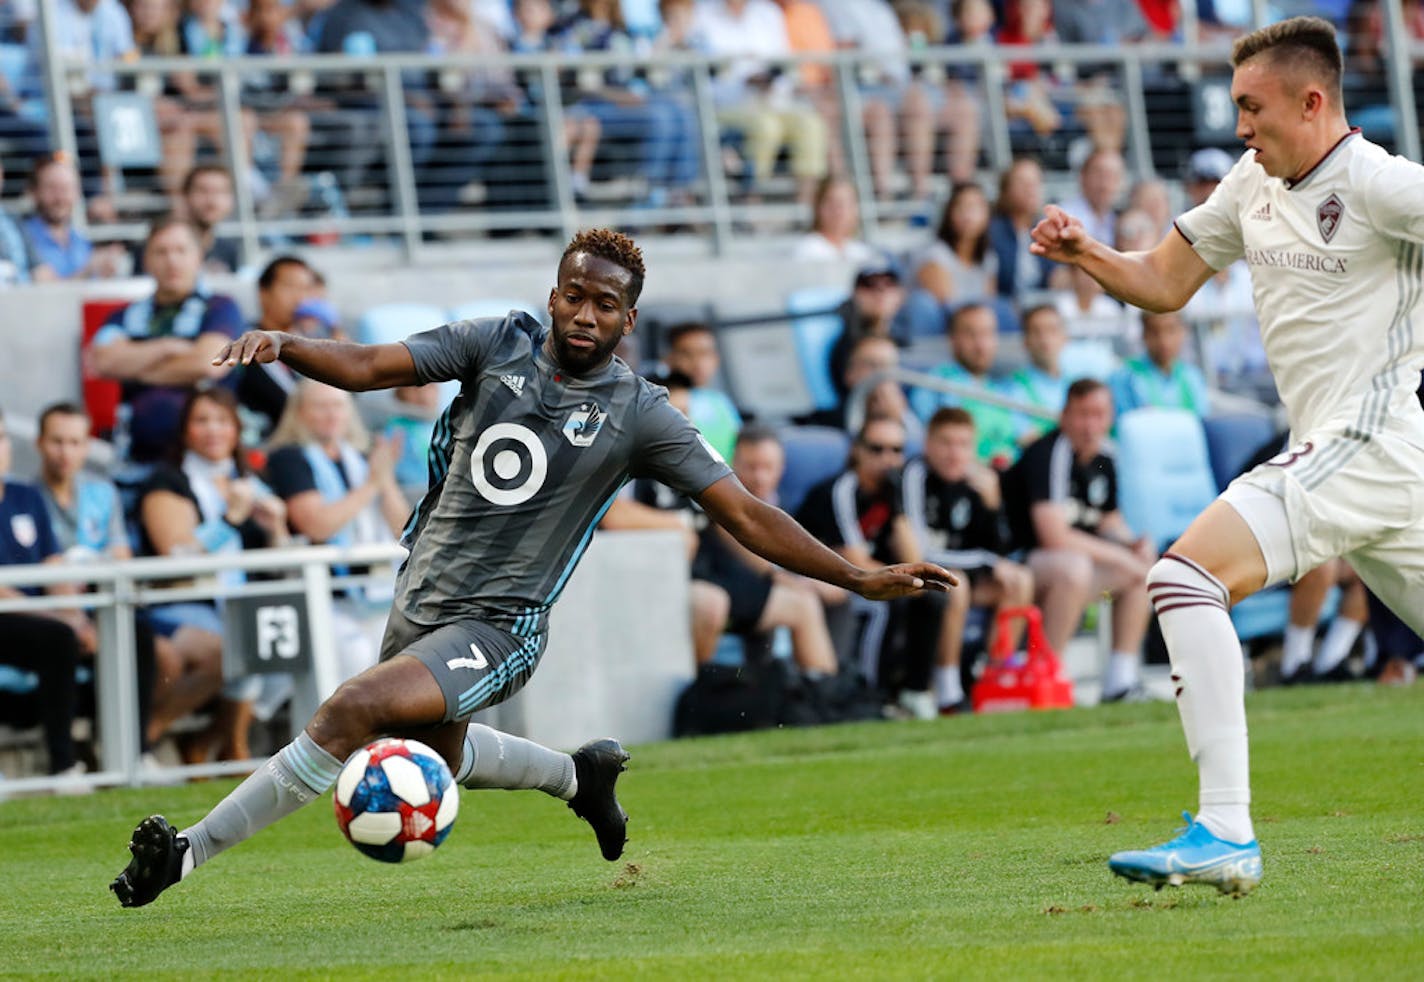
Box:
[0,541,403,795]
[25,38,1403,260]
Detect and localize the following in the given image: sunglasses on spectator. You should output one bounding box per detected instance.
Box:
[860,441,904,455]
[855,274,899,290]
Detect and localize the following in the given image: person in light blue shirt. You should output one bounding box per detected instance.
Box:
[21,153,126,281]
[33,402,130,559]
[1109,310,1211,417]
[1004,303,1070,440]
[909,302,1028,466]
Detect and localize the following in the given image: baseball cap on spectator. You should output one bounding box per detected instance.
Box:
[854,255,902,289]
[1185,147,1234,184]
[292,298,339,337]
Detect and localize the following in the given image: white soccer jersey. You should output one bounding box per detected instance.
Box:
[1176,131,1424,441]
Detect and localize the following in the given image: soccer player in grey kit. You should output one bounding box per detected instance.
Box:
[112,229,956,907]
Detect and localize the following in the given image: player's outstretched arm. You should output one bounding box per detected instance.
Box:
[696,476,957,600]
[211,331,421,391]
[1030,205,1215,313]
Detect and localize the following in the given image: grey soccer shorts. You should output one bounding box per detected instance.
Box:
[379,607,548,722]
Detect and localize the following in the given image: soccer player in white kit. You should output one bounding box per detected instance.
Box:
[1031,16,1424,896]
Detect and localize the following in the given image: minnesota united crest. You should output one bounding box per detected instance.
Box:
[563,402,606,447]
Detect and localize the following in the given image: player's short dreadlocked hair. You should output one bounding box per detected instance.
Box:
[561,228,646,306]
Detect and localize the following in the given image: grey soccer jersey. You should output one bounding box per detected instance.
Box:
[396,312,732,630]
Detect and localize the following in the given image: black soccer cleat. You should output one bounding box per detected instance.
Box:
[110,815,189,908]
[567,738,630,862]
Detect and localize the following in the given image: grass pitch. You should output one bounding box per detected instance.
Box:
[1,684,1421,979]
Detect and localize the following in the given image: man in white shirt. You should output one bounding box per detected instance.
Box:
[692,0,827,202]
[1031,16,1424,898]
[1057,147,1125,248]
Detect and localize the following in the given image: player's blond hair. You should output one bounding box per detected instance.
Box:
[1231,16,1343,104]
[561,228,646,306]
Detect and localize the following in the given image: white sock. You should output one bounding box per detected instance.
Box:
[1280,623,1316,677]
[1146,554,1254,845]
[1101,651,1139,697]
[1312,617,1363,675]
[934,665,964,707]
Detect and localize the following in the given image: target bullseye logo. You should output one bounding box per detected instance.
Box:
[470,423,547,505]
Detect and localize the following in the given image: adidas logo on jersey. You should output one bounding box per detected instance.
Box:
[1249,202,1272,221]
[501,374,526,396]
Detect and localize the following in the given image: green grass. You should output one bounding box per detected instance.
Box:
[1,684,1422,979]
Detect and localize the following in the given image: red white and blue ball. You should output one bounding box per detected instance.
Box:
[333,738,459,863]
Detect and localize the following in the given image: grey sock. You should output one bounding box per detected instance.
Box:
[181,731,343,871]
[459,723,575,799]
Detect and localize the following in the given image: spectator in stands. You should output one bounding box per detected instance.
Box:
[1050,0,1139,153]
[1109,310,1210,416]
[915,181,998,307]
[512,0,602,200]
[265,380,406,684]
[693,0,829,204]
[910,302,1026,466]
[1178,146,1268,395]
[179,164,242,274]
[1055,263,1133,340]
[22,152,127,281]
[138,388,288,762]
[792,175,877,266]
[1002,378,1154,701]
[663,322,743,461]
[0,408,89,779]
[315,0,493,215]
[809,335,922,452]
[22,0,135,197]
[692,424,850,697]
[556,0,700,210]
[900,0,981,187]
[88,216,246,465]
[1004,303,1069,438]
[795,414,946,717]
[1280,558,1371,685]
[426,0,552,216]
[989,157,1054,302]
[1183,146,1234,209]
[768,0,841,177]
[817,0,938,200]
[236,255,321,440]
[0,159,32,285]
[31,401,192,764]
[1058,147,1126,248]
[828,256,913,399]
[1128,176,1173,237]
[902,407,1034,712]
[996,0,1068,145]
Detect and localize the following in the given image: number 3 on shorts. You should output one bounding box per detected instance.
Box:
[1267,440,1314,468]
[446,643,489,672]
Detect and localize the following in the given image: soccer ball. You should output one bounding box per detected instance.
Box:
[333,738,459,863]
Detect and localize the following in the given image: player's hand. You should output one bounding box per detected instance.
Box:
[213,330,286,369]
[854,562,958,600]
[1029,204,1091,263]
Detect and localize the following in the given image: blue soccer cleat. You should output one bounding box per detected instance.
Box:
[1109,813,1263,896]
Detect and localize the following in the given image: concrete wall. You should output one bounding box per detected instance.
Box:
[0,244,855,423]
[475,529,694,749]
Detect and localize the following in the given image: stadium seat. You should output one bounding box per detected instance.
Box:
[1202,412,1277,491]
[356,302,449,347]
[1115,408,1218,549]
[1059,339,1120,382]
[776,425,851,515]
[447,299,546,325]
[785,286,849,412]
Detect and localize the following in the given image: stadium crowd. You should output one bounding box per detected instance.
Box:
[2,0,1422,783]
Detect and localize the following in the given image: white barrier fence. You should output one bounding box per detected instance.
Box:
[0,530,693,797]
